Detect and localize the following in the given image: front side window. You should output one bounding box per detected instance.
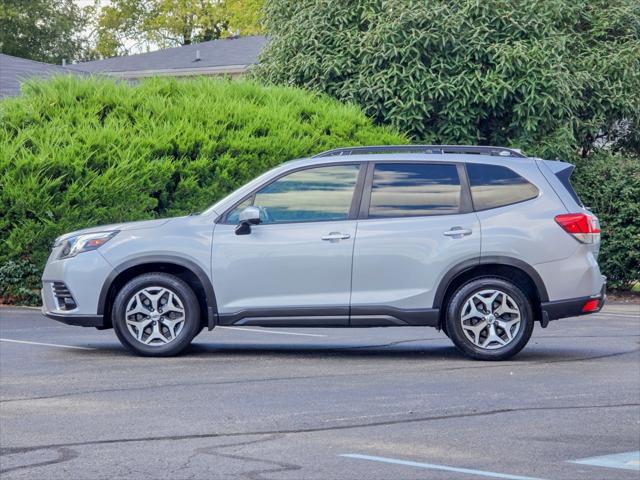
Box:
[467,164,539,211]
[368,163,461,218]
[229,164,360,224]
[226,197,252,224]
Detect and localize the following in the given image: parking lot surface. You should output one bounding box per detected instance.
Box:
[1,305,639,480]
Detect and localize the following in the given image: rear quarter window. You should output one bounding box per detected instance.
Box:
[467,164,538,211]
[554,165,584,207]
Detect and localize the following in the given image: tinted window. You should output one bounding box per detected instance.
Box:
[240,165,360,224]
[467,164,538,210]
[368,163,461,218]
[555,166,583,207]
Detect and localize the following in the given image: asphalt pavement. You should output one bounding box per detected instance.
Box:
[1,304,639,480]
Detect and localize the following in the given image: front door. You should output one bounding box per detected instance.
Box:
[212,163,362,326]
[350,162,481,325]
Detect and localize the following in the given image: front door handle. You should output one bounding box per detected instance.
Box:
[321,232,351,242]
[443,227,472,237]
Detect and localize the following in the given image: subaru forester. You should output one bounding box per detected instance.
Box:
[41,145,606,360]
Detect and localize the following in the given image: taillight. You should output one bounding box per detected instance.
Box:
[581,299,600,312]
[554,213,601,244]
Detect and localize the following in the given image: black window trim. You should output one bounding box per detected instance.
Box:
[217,159,542,225]
[554,164,583,207]
[217,162,366,225]
[358,161,473,220]
[464,163,540,212]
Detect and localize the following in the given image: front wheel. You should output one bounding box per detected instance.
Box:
[112,272,201,356]
[445,277,534,361]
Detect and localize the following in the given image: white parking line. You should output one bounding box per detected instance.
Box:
[0,338,95,350]
[569,451,640,471]
[216,326,326,337]
[340,454,547,480]
[593,312,639,319]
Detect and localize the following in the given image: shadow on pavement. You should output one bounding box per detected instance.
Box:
[54,339,639,365]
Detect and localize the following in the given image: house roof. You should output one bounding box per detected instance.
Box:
[0,54,83,98]
[68,35,267,78]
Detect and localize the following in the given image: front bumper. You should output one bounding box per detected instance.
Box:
[42,307,105,327]
[541,278,606,322]
[41,249,113,319]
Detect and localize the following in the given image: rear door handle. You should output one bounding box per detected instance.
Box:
[321,232,351,241]
[443,227,472,237]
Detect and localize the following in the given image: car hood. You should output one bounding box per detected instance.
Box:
[55,218,174,243]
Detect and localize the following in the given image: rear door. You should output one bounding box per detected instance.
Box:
[350,162,480,325]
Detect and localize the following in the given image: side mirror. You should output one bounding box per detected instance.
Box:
[235,206,261,235]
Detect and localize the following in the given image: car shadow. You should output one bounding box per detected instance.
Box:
[185,341,461,359]
[58,339,638,365]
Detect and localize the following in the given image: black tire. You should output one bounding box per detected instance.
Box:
[112,272,201,356]
[445,277,534,361]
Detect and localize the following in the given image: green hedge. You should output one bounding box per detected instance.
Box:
[0,76,405,303]
[0,76,637,304]
[571,154,640,290]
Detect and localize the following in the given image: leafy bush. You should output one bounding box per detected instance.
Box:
[255,0,640,159]
[0,259,41,304]
[0,75,636,303]
[572,154,640,290]
[0,76,406,304]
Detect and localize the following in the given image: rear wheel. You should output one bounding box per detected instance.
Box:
[112,272,201,356]
[445,277,534,360]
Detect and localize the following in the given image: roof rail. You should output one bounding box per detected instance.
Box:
[312,145,526,158]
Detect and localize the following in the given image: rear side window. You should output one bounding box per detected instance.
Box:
[368,163,461,218]
[467,164,538,211]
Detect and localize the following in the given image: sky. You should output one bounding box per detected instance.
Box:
[74,0,100,7]
[73,0,158,56]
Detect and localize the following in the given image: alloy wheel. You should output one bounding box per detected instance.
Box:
[460,289,521,350]
[124,286,186,346]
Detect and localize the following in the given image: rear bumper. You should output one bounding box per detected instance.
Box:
[541,279,606,322]
[42,307,105,328]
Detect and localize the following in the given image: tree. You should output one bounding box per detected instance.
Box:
[255,0,640,160]
[95,0,264,58]
[0,0,90,63]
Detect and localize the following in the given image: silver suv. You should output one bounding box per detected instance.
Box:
[41,145,606,360]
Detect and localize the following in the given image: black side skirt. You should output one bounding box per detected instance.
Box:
[217,306,440,328]
[43,310,105,327]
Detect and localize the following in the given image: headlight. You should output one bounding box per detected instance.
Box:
[58,231,119,259]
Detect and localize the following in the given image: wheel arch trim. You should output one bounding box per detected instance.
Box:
[97,255,218,328]
[433,256,549,310]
